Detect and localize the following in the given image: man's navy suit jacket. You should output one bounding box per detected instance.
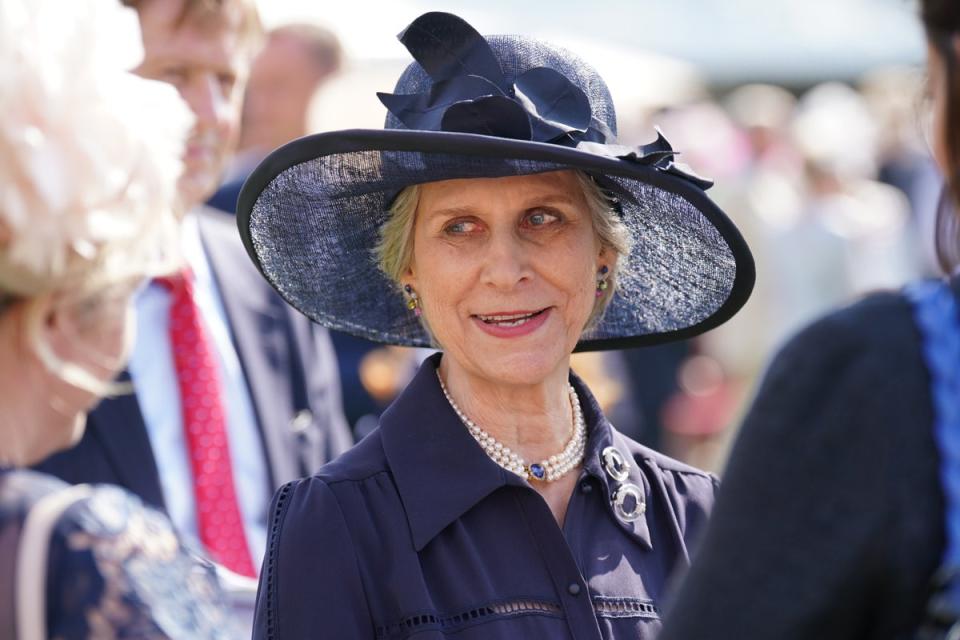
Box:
[35,208,353,512]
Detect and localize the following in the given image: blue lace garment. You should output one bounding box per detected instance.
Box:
[0,469,240,639]
[907,279,960,638]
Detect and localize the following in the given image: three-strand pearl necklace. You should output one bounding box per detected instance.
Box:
[437,372,587,482]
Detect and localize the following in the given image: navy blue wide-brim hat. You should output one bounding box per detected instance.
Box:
[237,11,754,351]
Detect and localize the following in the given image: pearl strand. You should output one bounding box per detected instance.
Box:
[436,372,587,482]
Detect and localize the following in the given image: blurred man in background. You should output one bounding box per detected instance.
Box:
[37,0,352,581]
[209,22,343,213]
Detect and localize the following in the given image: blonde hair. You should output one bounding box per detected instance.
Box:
[1,0,193,393]
[375,170,633,336]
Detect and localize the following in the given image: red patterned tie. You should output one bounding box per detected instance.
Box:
[157,269,257,577]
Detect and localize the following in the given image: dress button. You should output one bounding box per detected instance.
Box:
[568,583,581,596]
[579,481,592,494]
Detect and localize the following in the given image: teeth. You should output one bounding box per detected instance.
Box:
[477,311,539,324]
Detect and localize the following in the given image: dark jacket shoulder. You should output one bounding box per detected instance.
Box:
[772,289,919,382]
[311,429,390,485]
[659,286,941,640]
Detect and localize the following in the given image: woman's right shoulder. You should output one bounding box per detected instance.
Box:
[256,437,383,638]
[270,429,400,538]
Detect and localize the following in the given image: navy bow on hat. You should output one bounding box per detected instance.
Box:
[377,12,712,190]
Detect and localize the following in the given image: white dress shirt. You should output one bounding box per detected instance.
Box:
[127,213,270,567]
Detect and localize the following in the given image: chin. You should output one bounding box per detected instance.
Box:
[467,343,571,386]
[179,171,221,209]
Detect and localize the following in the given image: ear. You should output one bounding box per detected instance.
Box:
[400,264,417,291]
[596,246,611,271]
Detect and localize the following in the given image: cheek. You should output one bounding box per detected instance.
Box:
[409,245,465,327]
[544,240,601,322]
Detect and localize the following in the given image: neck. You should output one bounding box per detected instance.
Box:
[438,356,574,464]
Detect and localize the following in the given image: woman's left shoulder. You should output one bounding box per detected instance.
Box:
[617,432,718,489]
[612,431,719,526]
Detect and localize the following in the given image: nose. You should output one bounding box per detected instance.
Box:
[183,73,230,131]
[479,227,531,291]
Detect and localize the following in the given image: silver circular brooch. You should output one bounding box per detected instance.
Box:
[600,446,630,482]
[612,483,646,522]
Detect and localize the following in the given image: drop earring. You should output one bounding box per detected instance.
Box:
[596,266,609,298]
[404,285,422,316]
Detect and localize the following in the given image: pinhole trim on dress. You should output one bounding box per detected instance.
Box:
[374,598,563,638]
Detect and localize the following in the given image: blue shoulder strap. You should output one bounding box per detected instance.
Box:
[906,280,960,596]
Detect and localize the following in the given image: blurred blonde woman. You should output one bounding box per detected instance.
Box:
[0,0,238,637]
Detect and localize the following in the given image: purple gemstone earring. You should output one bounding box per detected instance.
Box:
[596,265,610,298]
[404,284,422,316]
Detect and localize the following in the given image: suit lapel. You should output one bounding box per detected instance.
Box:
[196,209,300,489]
[87,375,167,509]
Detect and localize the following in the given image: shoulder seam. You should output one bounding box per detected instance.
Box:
[636,454,714,480]
[316,469,392,486]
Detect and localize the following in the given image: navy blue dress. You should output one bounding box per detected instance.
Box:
[254,353,717,639]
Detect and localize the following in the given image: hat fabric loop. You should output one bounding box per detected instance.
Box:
[380,13,595,146]
[236,11,755,352]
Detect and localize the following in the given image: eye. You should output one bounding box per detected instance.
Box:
[443,219,481,235]
[523,208,562,228]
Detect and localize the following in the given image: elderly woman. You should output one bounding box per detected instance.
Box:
[241,12,753,640]
[0,0,238,636]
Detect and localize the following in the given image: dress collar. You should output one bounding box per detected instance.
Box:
[379,352,652,551]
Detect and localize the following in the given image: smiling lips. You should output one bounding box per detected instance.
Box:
[471,308,551,338]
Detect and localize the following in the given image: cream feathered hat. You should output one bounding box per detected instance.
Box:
[0,0,193,299]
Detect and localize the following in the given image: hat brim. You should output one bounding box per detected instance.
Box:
[237,128,754,352]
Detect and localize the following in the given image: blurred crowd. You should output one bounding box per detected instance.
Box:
[227,22,934,472]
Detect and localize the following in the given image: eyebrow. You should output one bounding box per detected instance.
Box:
[424,194,578,219]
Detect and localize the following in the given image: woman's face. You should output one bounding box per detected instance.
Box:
[0,286,133,465]
[403,170,607,386]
